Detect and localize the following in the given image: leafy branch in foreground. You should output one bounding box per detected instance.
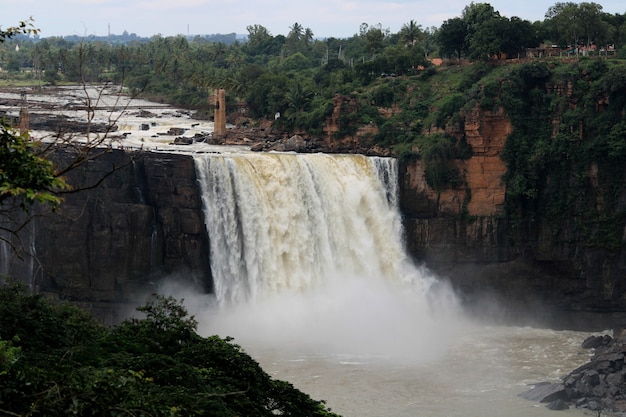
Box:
[0,17,39,42]
[0,121,69,209]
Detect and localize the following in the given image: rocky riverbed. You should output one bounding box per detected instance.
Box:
[0,85,390,155]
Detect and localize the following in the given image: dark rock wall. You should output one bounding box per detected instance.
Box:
[399,158,626,323]
[18,150,211,322]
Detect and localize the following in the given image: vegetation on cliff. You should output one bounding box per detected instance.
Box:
[377,56,625,252]
[0,282,340,416]
[495,58,626,250]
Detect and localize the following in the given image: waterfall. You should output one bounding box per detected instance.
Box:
[195,152,412,302]
[192,151,458,361]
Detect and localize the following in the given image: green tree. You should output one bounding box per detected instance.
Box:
[468,16,538,60]
[364,24,386,57]
[246,72,290,118]
[501,16,540,57]
[286,22,305,53]
[242,26,285,64]
[545,2,584,47]
[462,2,501,37]
[281,51,312,70]
[422,26,439,58]
[468,17,507,60]
[438,17,468,59]
[578,2,606,49]
[303,27,314,48]
[422,134,465,196]
[245,24,276,56]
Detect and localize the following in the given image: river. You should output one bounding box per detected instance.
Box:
[251,326,598,417]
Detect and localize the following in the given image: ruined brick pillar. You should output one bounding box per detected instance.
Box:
[213,88,226,136]
[19,91,29,135]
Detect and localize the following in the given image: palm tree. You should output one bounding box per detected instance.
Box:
[284,81,313,124]
[286,22,305,54]
[226,46,245,69]
[399,19,423,47]
[303,28,314,48]
[288,22,304,42]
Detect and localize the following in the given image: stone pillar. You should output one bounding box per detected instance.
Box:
[213,88,226,136]
[19,91,29,135]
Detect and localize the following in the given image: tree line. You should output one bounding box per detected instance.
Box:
[1,2,624,130]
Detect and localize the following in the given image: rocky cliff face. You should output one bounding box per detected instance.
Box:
[4,149,211,322]
[399,105,626,323]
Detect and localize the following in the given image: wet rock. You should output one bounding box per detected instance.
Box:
[282,134,307,152]
[250,142,266,152]
[173,136,193,145]
[158,127,187,136]
[267,134,309,152]
[587,400,601,411]
[519,383,567,402]
[135,109,157,118]
[582,335,612,349]
[6,149,212,323]
[582,370,601,386]
[546,399,569,410]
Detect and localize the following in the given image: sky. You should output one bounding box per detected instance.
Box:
[2,0,625,40]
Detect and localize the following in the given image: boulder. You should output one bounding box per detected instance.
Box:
[546,399,569,410]
[519,383,567,402]
[173,136,194,145]
[582,335,612,349]
[282,134,307,152]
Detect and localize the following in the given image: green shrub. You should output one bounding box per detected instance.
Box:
[435,93,466,128]
[421,133,466,191]
[0,283,340,417]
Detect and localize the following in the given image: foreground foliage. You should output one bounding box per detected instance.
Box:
[0,283,340,416]
[0,122,68,208]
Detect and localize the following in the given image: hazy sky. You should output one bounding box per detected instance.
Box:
[3,0,625,39]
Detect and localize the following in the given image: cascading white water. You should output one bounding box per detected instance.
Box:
[193,151,458,361]
[195,152,416,301]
